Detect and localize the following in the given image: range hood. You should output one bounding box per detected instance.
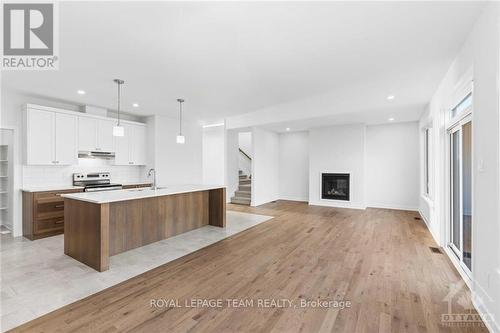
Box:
[78,151,115,159]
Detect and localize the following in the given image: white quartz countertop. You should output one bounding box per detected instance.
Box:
[61,184,226,204]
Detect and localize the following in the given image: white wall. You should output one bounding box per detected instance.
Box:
[150,115,203,186]
[238,132,252,176]
[252,127,279,206]
[279,131,309,201]
[419,3,500,331]
[309,124,366,209]
[225,129,239,202]
[238,132,252,158]
[366,122,419,210]
[202,125,225,185]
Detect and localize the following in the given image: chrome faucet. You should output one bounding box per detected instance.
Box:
[148,168,157,190]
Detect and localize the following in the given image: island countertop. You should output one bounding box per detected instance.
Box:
[61,184,225,204]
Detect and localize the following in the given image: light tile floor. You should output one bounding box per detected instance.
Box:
[0,210,273,332]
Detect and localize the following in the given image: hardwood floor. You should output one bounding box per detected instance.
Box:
[10,201,487,332]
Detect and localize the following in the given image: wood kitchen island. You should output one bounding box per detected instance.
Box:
[62,185,226,271]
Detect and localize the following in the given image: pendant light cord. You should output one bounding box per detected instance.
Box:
[117,82,121,126]
[179,100,183,135]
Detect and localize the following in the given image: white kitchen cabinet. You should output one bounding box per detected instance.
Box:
[131,125,147,165]
[25,108,77,165]
[55,113,78,165]
[25,109,55,165]
[114,124,131,165]
[114,124,147,166]
[24,104,147,167]
[78,118,115,152]
[97,120,115,152]
[78,117,98,151]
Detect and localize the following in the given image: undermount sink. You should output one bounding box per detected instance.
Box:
[153,186,168,190]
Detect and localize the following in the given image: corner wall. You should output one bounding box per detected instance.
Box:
[252,127,279,206]
[279,131,309,201]
[366,122,420,210]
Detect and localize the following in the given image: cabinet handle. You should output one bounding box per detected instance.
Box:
[95,147,101,150]
[55,219,64,224]
[129,161,134,165]
[55,204,64,208]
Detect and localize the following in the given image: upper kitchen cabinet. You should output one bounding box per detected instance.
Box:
[24,106,78,165]
[78,117,98,151]
[114,123,147,166]
[97,119,115,152]
[55,113,78,165]
[78,117,115,152]
[24,104,147,166]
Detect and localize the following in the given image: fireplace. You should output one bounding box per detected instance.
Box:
[321,173,350,201]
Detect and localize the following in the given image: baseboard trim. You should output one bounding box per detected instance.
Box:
[472,289,500,333]
[308,201,366,210]
[367,203,419,211]
[278,196,308,202]
[418,210,440,246]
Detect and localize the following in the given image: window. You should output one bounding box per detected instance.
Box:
[424,128,431,196]
[451,93,472,118]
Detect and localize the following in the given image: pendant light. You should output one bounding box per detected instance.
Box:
[113,79,125,137]
[176,98,185,144]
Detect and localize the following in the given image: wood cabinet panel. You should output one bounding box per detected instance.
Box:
[64,199,109,271]
[64,188,225,271]
[107,193,209,256]
[23,188,84,240]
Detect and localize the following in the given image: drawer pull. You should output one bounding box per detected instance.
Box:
[55,204,64,208]
[55,220,64,224]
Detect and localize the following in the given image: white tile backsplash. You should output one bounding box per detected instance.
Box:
[23,159,148,187]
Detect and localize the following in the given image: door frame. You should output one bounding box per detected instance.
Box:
[446,112,473,278]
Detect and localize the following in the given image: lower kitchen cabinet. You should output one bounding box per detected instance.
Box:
[22,188,84,240]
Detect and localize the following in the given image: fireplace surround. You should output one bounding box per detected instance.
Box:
[321,173,350,201]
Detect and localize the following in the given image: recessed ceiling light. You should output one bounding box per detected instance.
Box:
[286,127,291,131]
[387,95,395,100]
[132,103,139,107]
[77,90,86,95]
[388,117,395,121]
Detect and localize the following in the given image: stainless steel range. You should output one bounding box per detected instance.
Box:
[73,172,123,192]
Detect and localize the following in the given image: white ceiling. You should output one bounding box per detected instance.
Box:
[2,1,484,126]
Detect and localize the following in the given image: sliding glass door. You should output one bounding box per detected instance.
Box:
[449,116,472,273]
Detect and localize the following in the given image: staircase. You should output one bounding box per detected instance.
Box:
[231,171,251,205]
